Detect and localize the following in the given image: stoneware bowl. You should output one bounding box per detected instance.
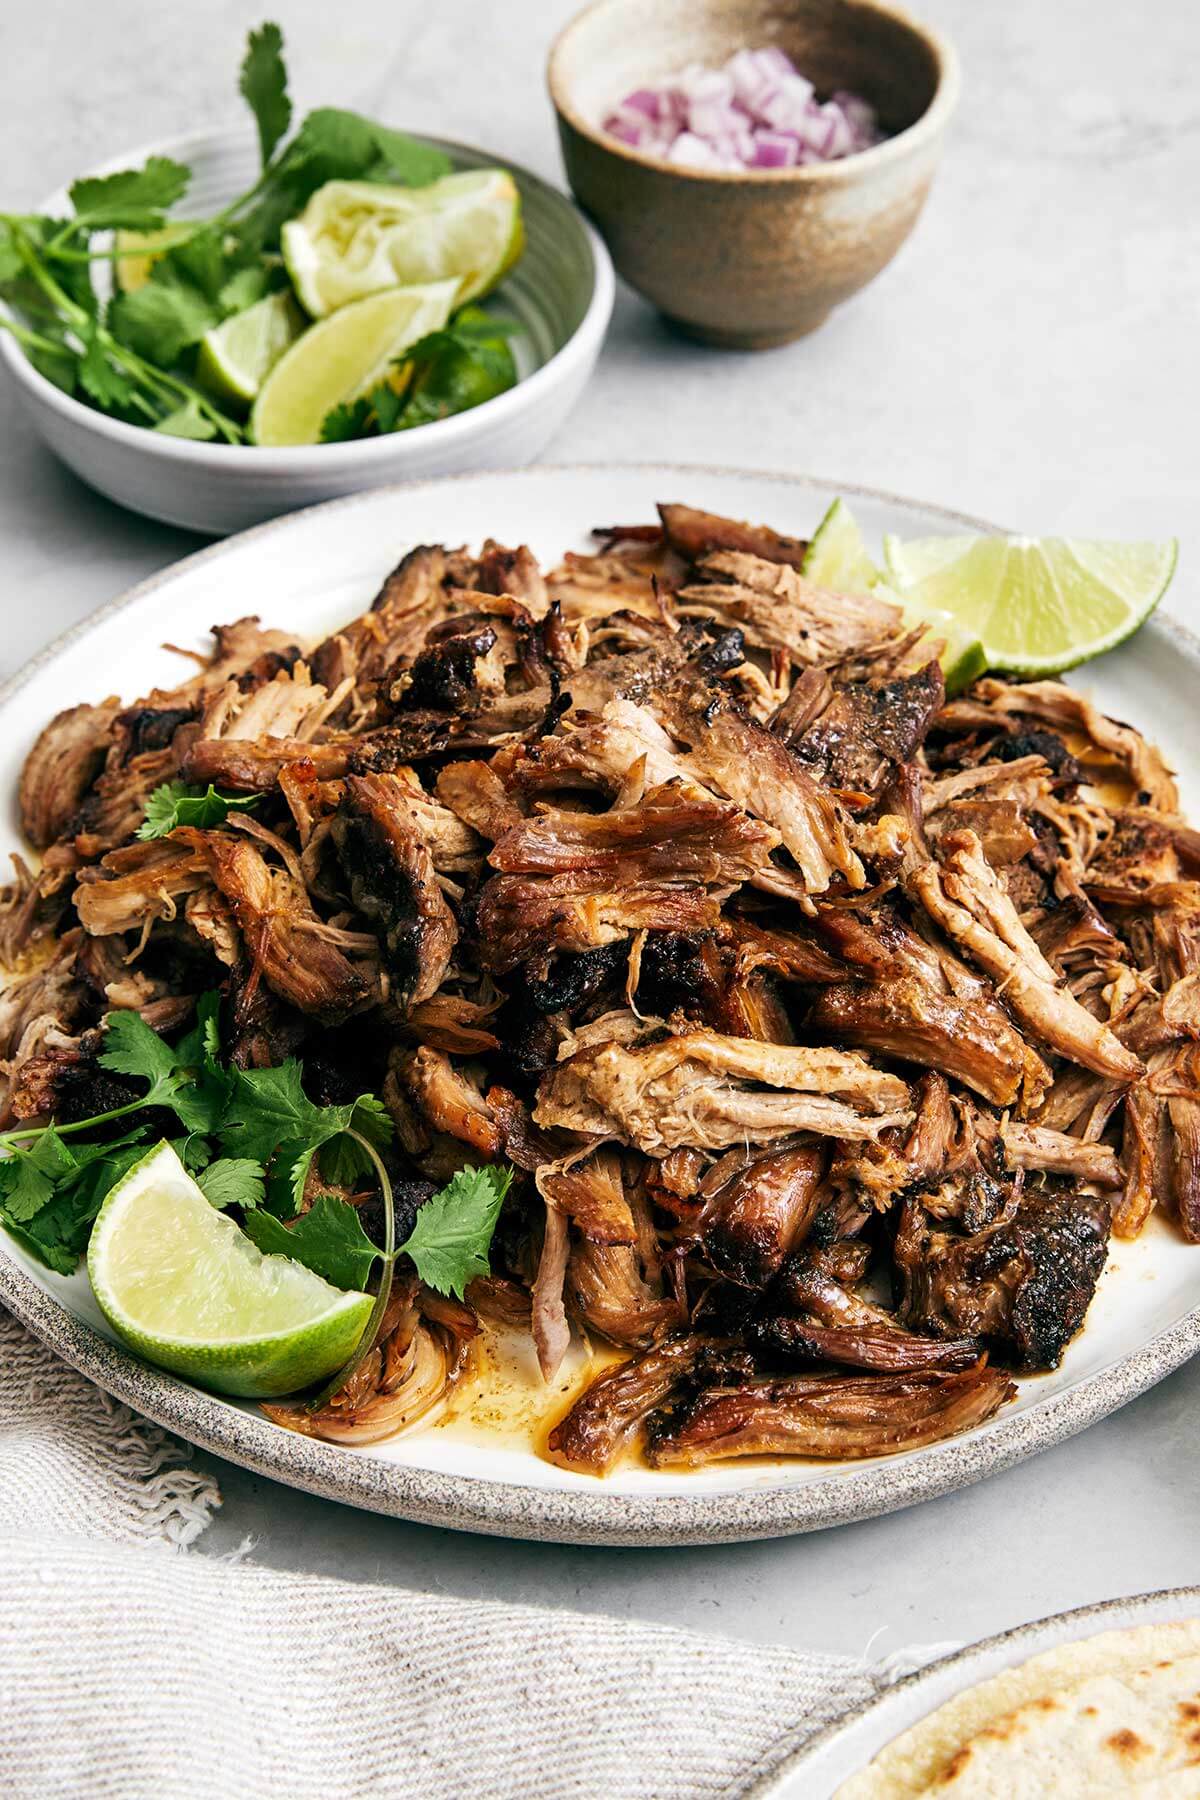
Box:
[547,0,959,347]
[0,130,614,537]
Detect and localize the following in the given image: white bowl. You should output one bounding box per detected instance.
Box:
[0,130,614,536]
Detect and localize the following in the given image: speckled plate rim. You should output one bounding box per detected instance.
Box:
[0,461,1197,1548]
[748,1585,1200,1796]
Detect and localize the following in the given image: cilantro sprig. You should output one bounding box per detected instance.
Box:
[0,998,512,1306]
[320,309,518,443]
[0,22,452,444]
[137,779,261,841]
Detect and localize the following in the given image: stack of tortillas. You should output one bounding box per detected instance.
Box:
[837,1619,1200,1796]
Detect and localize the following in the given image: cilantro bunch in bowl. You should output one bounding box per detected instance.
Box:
[0,25,520,448]
[0,24,613,531]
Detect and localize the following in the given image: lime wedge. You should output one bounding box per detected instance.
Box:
[803,496,880,592]
[282,170,524,319]
[86,1141,372,1398]
[803,499,987,696]
[113,223,194,293]
[195,291,306,407]
[882,533,1178,676]
[251,279,458,447]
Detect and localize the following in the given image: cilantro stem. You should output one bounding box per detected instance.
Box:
[40,154,282,267]
[305,1129,395,1413]
[0,314,73,359]
[0,1095,158,1149]
[8,221,244,444]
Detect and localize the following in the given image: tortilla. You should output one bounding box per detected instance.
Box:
[836,1619,1200,1797]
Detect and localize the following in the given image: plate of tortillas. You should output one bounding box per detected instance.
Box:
[757,1587,1200,1797]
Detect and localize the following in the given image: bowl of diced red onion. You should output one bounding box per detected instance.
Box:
[548,0,959,347]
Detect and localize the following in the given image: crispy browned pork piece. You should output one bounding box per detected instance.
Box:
[694,1142,826,1287]
[645,1362,1014,1468]
[7,500,1198,1466]
[678,551,902,664]
[331,774,456,1008]
[894,1183,1111,1371]
[657,503,810,568]
[546,1335,707,1474]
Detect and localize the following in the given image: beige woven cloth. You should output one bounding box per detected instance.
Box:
[0,1307,881,1798]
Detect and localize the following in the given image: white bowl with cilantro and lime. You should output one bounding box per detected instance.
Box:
[0,23,614,536]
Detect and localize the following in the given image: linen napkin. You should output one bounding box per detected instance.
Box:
[0,1306,888,1799]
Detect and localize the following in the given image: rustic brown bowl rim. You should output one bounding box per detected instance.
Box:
[547,0,960,184]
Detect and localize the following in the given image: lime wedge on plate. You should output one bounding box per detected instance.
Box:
[195,290,306,406]
[282,170,524,319]
[803,499,987,696]
[113,223,194,293]
[87,1141,372,1398]
[883,533,1178,676]
[251,279,458,447]
[803,496,880,592]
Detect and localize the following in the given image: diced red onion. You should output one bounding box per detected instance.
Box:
[622,88,661,119]
[752,130,800,169]
[603,45,883,171]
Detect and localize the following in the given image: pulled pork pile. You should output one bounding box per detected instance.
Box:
[3,502,1195,1470]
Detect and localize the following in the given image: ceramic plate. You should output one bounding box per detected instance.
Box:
[756,1586,1200,1796]
[1,464,1197,1546]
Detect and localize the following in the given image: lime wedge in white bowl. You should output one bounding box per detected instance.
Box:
[883,533,1178,677]
[195,290,306,406]
[87,1141,372,1398]
[283,170,524,318]
[251,279,459,447]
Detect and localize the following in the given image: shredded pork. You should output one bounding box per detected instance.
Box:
[4,502,1195,1471]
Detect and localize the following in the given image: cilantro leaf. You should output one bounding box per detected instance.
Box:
[137,780,260,841]
[0,219,23,285]
[240,23,292,169]
[398,309,517,432]
[108,269,220,366]
[219,1061,349,1165]
[99,1010,179,1086]
[316,1097,395,1186]
[175,992,223,1074]
[318,378,408,442]
[68,157,191,231]
[0,1138,148,1274]
[97,1008,218,1132]
[400,1165,511,1298]
[243,1194,380,1291]
[174,1134,212,1174]
[163,228,233,304]
[77,329,136,410]
[319,395,374,443]
[217,264,271,315]
[0,1128,76,1222]
[199,1157,266,1211]
[362,121,452,188]
[154,399,219,441]
[349,1093,393,1150]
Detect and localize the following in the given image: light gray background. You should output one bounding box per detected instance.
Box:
[3,0,1199,1659]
